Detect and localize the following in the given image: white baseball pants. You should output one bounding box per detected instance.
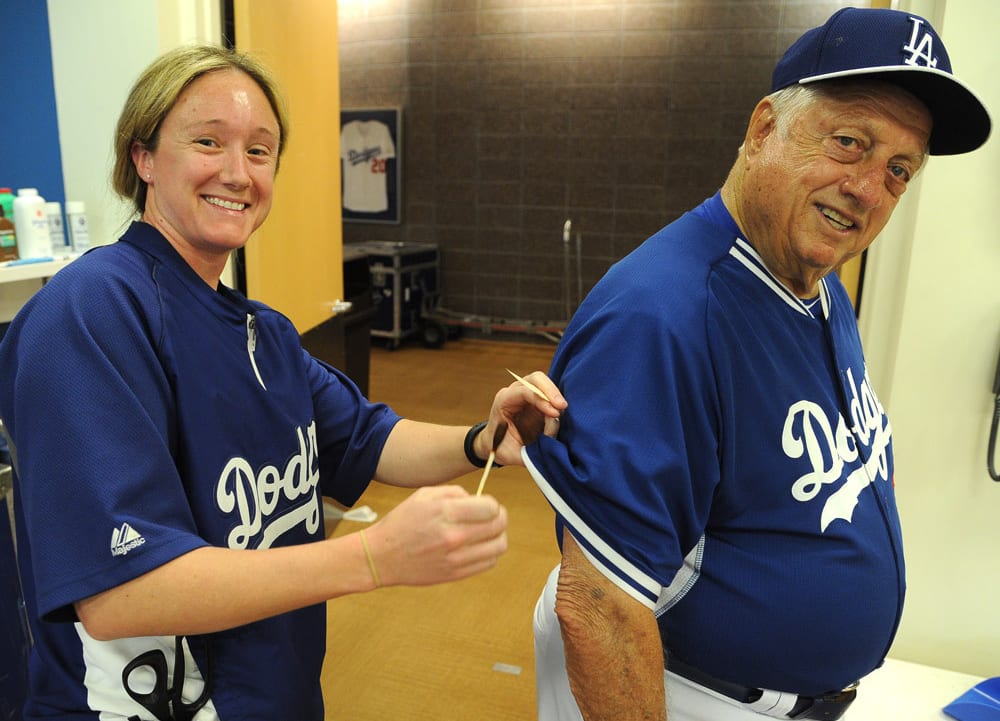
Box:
[533,566,852,721]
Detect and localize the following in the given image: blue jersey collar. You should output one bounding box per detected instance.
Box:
[692,192,830,320]
[120,221,256,317]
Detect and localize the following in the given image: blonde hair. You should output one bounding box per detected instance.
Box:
[111,45,289,216]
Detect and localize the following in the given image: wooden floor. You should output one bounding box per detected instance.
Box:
[321,338,561,720]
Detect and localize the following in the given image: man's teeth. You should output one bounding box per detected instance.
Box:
[821,207,853,230]
[206,197,247,210]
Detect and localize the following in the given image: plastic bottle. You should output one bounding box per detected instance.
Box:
[45,201,68,257]
[65,201,91,252]
[13,188,51,259]
[0,205,17,261]
[0,188,14,222]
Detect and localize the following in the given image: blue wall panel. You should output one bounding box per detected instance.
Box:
[1,1,66,206]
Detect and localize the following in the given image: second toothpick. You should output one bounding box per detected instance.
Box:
[475,421,508,496]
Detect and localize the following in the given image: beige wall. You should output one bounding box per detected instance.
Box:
[235,0,343,333]
[861,0,1000,677]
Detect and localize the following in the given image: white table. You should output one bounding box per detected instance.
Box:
[0,255,79,322]
[850,657,987,720]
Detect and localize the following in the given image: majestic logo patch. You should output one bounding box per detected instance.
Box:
[902,16,938,68]
[111,522,146,557]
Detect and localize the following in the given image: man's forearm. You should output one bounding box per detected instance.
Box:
[556,531,667,721]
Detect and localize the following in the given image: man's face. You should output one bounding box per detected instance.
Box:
[739,83,932,297]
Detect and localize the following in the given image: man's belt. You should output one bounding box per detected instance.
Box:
[665,655,858,720]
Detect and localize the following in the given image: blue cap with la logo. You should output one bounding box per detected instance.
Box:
[771,7,991,155]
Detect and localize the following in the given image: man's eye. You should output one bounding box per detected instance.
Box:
[835,136,858,148]
[196,138,217,147]
[889,164,910,181]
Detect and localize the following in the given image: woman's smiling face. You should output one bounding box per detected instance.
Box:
[132,68,280,281]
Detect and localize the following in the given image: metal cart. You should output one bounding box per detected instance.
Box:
[418,219,581,346]
[419,306,567,346]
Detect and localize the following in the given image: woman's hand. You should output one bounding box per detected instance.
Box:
[480,371,567,466]
[373,372,567,487]
[363,485,508,586]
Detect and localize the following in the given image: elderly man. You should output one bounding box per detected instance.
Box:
[526,7,990,721]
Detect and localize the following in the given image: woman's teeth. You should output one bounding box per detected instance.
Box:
[206,197,247,211]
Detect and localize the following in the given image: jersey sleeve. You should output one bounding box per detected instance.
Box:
[378,121,396,159]
[304,351,401,507]
[524,262,722,609]
[1,263,208,622]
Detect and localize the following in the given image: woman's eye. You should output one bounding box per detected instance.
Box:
[835,136,858,148]
[195,138,217,148]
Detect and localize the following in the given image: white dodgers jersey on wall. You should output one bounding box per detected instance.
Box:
[340,120,395,213]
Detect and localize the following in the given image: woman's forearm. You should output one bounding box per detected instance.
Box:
[75,534,374,640]
[374,420,476,487]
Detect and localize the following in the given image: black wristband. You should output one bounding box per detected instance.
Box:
[463,420,503,469]
[464,421,489,468]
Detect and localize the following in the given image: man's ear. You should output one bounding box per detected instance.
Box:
[744,98,778,157]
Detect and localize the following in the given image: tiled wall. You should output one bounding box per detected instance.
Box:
[339,0,857,322]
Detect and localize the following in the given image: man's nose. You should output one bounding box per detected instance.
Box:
[840,164,887,210]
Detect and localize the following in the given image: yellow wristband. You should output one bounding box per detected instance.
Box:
[359,529,381,589]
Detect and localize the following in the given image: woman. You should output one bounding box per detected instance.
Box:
[0,45,565,719]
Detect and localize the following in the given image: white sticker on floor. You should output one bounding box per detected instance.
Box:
[492,662,522,675]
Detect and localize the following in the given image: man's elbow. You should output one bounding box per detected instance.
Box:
[555,533,637,645]
[554,573,620,647]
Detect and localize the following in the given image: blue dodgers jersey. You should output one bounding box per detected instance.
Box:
[0,222,400,719]
[525,196,903,696]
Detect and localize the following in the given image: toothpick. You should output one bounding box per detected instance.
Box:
[506,368,549,401]
[475,421,508,496]
[476,452,496,496]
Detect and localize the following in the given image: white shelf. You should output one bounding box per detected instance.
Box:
[0,255,78,285]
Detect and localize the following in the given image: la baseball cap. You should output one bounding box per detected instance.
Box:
[771,7,991,156]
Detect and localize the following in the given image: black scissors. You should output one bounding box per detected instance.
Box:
[122,636,212,721]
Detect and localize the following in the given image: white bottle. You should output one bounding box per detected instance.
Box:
[45,201,68,257]
[13,188,51,259]
[65,201,90,252]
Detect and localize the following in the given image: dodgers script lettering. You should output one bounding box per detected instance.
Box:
[782,367,892,532]
[215,422,322,549]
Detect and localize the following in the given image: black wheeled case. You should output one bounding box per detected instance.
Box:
[346,241,439,349]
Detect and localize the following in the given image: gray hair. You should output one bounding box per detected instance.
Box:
[739,79,930,169]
